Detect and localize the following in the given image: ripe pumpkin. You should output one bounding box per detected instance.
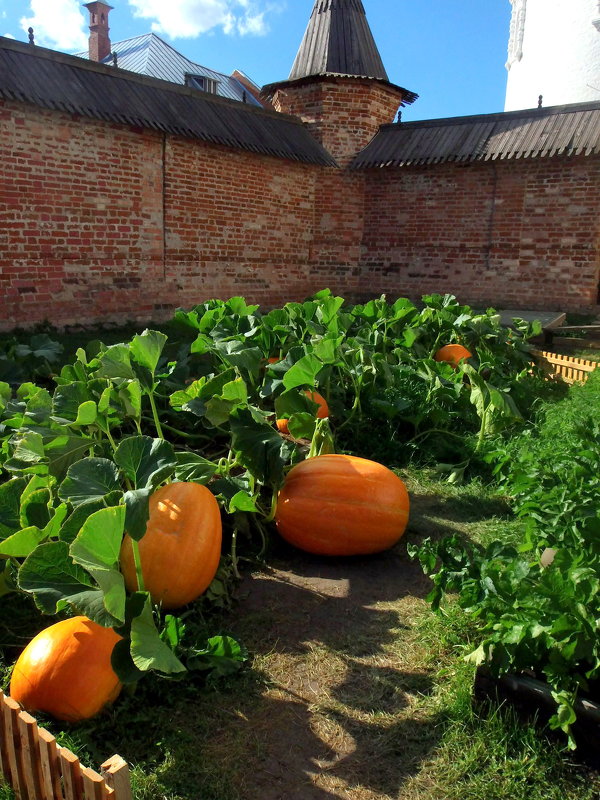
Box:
[275,454,410,556]
[276,390,329,435]
[120,481,222,610]
[10,616,122,722]
[434,344,472,368]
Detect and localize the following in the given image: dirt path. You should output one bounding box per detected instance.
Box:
[185,487,478,800]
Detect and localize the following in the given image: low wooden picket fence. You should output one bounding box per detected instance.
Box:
[532,349,599,384]
[0,691,132,800]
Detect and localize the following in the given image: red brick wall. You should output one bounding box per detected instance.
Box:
[0,100,337,329]
[359,156,600,311]
[1,97,599,331]
[271,79,403,166]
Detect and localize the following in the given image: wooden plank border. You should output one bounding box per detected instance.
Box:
[0,691,131,800]
[532,349,599,384]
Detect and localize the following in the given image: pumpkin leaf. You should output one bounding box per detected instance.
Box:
[18,541,119,626]
[59,458,121,507]
[230,407,295,488]
[114,436,177,490]
[282,353,324,390]
[130,597,187,674]
[187,635,247,676]
[94,344,136,381]
[0,478,28,538]
[69,506,127,623]
[123,488,151,542]
[130,330,168,375]
[174,452,218,485]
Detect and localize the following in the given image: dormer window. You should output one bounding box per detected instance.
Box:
[185,73,219,94]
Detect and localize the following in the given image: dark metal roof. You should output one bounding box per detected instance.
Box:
[351,102,600,168]
[0,36,336,166]
[76,33,260,106]
[290,0,388,82]
[262,0,417,106]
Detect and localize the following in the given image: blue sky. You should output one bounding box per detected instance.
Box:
[0,0,513,121]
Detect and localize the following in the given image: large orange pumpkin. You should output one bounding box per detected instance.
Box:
[275,454,410,556]
[120,482,222,610]
[10,616,122,722]
[434,344,472,368]
[276,390,329,435]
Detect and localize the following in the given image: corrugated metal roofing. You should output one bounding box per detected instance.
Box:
[75,33,260,106]
[263,0,417,106]
[352,103,600,168]
[0,37,336,166]
[289,0,388,82]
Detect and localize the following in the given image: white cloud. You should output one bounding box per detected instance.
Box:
[20,0,87,52]
[3,31,15,38]
[127,0,271,39]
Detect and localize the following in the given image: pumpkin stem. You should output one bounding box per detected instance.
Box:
[131,539,146,592]
[148,392,164,439]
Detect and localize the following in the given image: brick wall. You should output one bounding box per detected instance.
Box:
[0,100,336,329]
[271,79,403,166]
[1,97,599,331]
[359,156,600,310]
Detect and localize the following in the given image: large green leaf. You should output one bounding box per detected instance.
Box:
[52,382,95,426]
[69,506,127,623]
[114,436,177,490]
[123,488,151,542]
[59,458,121,506]
[3,431,48,475]
[174,453,218,485]
[0,478,27,538]
[130,597,186,674]
[282,354,323,390]
[18,541,118,626]
[130,330,168,374]
[230,407,294,488]
[94,344,136,381]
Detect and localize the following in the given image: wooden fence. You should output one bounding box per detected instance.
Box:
[532,349,599,384]
[0,691,132,800]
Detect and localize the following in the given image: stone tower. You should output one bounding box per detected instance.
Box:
[505,0,600,110]
[262,0,417,165]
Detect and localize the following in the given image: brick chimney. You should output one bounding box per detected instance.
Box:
[84,1,113,63]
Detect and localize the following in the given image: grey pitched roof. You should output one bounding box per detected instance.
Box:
[351,102,600,168]
[76,32,260,106]
[289,0,388,81]
[262,0,417,106]
[0,37,336,166]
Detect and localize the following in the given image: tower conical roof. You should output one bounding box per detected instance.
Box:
[289,0,388,82]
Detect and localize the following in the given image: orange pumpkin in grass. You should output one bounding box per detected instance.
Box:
[120,482,222,610]
[434,344,472,368]
[10,616,122,722]
[275,454,410,556]
[276,390,329,435]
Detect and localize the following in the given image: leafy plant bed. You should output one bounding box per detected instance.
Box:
[474,668,600,765]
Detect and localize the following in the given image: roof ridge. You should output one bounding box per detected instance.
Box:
[385,101,600,130]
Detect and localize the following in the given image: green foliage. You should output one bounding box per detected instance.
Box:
[411,370,600,745]
[0,293,542,715]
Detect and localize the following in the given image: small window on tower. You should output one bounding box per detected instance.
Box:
[185,74,219,94]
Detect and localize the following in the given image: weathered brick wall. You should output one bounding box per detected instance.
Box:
[1,97,599,331]
[0,100,334,329]
[359,156,600,311]
[271,79,403,166]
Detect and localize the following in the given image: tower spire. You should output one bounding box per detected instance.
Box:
[289,0,389,82]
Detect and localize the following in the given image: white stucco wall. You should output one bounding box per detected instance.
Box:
[505,0,600,110]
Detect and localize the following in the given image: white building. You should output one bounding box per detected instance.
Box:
[505,0,600,110]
